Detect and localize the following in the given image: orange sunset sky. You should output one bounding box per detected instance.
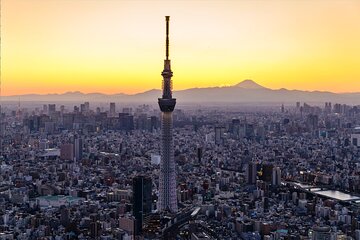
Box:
[1,0,360,96]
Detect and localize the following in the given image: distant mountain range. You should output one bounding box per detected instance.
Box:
[2,80,360,105]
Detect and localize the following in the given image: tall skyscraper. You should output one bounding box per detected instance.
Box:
[158,16,178,213]
[109,102,116,117]
[133,176,152,235]
[74,136,83,162]
[246,162,257,185]
[215,126,225,145]
[48,104,56,116]
[261,163,274,183]
[84,102,90,112]
[272,166,281,186]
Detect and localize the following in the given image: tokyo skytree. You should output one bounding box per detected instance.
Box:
[158,16,178,213]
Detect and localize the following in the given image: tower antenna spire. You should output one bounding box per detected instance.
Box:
[165,16,170,60]
[0,0,3,158]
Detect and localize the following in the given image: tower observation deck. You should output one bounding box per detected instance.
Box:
[158,16,178,213]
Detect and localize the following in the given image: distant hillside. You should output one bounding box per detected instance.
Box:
[2,80,360,105]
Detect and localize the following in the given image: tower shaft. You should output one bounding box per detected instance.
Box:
[158,112,177,212]
[158,16,177,213]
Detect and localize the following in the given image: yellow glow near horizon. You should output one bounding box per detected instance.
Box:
[2,0,360,96]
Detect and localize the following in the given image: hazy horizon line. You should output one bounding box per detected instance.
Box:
[2,82,360,97]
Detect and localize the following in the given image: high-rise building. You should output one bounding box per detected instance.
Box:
[351,127,360,147]
[307,114,319,130]
[261,163,274,183]
[110,102,116,117]
[119,113,134,131]
[90,221,101,238]
[311,226,331,240]
[60,143,74,160]
[74,106,79,113]
[150,116,158,131]
[39,139,49,150]
[43,104,48,114]
[133,176,152,235]
[197,146,202,164]
[80,102,90,114]
[119,215,136,238]
[74,136,83,161]
[231,118,240,138]
[272,167,281,186]
[60,206,70,227]
[215,126,225,145]
[355,229,360,240]
[324,102,332,113]
[48,104,56,116]
[158,16,178,213]
[84,102,90,112]
[80,104,85,113]
[246,162,257,185]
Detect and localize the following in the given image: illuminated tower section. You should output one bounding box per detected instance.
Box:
[158,16,177,213]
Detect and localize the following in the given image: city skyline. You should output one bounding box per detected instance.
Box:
[1,1,360,238]
[2,0,360,95]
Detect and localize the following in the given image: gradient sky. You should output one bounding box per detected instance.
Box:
[2,0,360,95]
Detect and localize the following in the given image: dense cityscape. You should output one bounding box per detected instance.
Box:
[0,98,360,239]
[1,3,360,239]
